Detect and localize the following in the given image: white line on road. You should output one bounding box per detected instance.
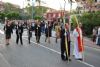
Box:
[78,60,95,67]
[23,38,95,67]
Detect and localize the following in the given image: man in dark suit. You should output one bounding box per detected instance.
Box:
[16,22,23,45]
[34,20,41,43]
[27,22,33,44]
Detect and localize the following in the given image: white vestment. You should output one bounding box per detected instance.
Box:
[73,29,83,59]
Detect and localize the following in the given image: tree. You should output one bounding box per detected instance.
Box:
[71,11,100,36]
[6,12,20,20]
[0,12,5,22]
[4,3,20,13]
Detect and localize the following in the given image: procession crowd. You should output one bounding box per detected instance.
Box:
[2,18,100,62]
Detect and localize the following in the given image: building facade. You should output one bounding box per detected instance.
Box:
[0,1,4,12]
[75,0,100,13]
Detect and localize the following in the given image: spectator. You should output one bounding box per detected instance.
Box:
[96,26,100,46]
[92,27,97,44]
[4,20,13,45]
[16,22,24,45]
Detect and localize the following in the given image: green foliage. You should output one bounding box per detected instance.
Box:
[34,16,42,20]
[4,3,20,13]
[0,12,21,22]
[0,2,30,21]
[71,15,80,29]
[6,12,20,20]
[71,11,100,35]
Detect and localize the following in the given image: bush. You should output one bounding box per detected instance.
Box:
[71,11,100,36]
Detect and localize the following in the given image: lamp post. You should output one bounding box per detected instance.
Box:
[32,0,34,19]
[41,1,46,20]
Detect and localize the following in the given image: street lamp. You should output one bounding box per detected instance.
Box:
[41,1,46,20]
[32,0,34,19]
[27,0,34,19]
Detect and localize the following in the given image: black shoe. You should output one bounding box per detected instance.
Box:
[76,59,83,61]
[61,56,67,61]
[21,43,23,45]
[29,41,31,44]
[45,39,46,42]
[16,42,18,45]
[6,43,9,46]
[61,58,67,61]
[68,58,71,61]
[55,40,57,43]
[37,41,40,43]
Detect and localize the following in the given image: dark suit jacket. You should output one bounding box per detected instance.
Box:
[34,24,41,36]
[16,25,23,35]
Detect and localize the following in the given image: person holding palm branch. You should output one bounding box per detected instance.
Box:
[73,23,84,61]
[60,23,68,61]
[65,23,71,61]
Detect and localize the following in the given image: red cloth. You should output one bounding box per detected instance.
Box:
[76,27,84,52]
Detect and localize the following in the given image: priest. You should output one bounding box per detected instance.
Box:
[73,23,84,61]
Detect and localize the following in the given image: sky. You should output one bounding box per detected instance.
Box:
[1,0,77,11]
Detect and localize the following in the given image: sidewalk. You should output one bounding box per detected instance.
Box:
[83,37,100,49]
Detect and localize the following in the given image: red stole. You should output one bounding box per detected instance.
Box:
[76,27,84,52]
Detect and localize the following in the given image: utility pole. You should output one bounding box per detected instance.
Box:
[32,0,34,19]
[27,0,34,19]
[41,1,46,19]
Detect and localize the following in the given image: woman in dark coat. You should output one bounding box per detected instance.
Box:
[45,22,52,43]
[4,20,13,45]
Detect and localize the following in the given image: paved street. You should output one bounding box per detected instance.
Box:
[0,0,100,67]
[0,26,100,67]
